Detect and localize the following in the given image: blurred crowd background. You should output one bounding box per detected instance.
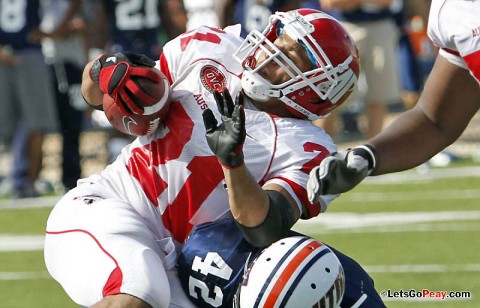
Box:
[0,0,440,198]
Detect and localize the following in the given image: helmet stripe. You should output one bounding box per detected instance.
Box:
[253,237,310,308]
[305,12,339,23]
[263,239,323,307]
[279,245,332,307]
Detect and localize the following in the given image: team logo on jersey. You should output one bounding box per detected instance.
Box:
[200,65,227,93]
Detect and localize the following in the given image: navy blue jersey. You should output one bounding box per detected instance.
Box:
[177,219,261,307]
[95,0,163,59]
[233,0,289,37]
[322,7,394,23]
[178,218,385,307]
[0,0,41,50]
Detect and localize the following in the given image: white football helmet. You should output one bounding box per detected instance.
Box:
[234,236,345,308]
[233,9,360,120]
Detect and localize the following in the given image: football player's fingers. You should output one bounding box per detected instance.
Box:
[114,95,134,116]
[235,91,244,107]
[125,80,156,108]
[130,67,162,83]
[232,104,245,139]
[123,52,156,67]
[222,88,234,116]
[307,166,321,204]
[202,108,218,133]
[213,90,225,116]
[318,156,341,194]
[105,63,129,94]
[118,89,143,114]
[318,156,337,180]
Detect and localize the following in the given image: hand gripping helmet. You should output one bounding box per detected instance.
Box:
[233,9,360,120]
[234,236,345,308]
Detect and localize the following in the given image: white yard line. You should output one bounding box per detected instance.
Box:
[365,263,480,273]
[0,196,59,210]
[364,166,480,184]
[343,189,480,202]
[0,235,45,252]
[0,271,51,280]
[294,210,480,233]
[296,222,480,234]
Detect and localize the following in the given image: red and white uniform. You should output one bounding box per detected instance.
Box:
[428,0,480,83]
[44,25,337,307]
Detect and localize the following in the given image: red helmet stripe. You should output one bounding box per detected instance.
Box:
[263,239,322,307]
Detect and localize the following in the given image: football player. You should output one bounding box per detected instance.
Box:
[307,0,480,201]
[178,218,383,307]
[45,8,382,307]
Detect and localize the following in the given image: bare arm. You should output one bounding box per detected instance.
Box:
[369,55,480,175]
[203,89,301,246]
[222,166,300,228]
[81,60,103,107]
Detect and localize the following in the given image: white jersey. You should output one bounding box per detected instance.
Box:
[428,0,480,83]
[183,0,220,31]
[79,25,337,244]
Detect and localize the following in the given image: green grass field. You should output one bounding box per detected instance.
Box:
[0,163,479,307]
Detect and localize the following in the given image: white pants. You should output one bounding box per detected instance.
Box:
[44,186,195,308]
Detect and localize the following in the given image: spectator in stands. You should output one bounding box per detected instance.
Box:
[315,0,401,140]
[0,0,59,198]
[40,0,87,192]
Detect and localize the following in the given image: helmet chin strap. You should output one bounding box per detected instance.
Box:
[241,70,282,101]
[280,95,321,121]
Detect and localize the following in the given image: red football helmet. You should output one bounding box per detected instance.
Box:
[233,9,360,120]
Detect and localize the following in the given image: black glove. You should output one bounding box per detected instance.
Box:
[89,52,161,115]
[203,88,246,168]
[307,145,377,203]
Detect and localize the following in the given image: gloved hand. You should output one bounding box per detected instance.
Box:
[89,52,161,115]
[307,145,377,203]
[203,88,246,169]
